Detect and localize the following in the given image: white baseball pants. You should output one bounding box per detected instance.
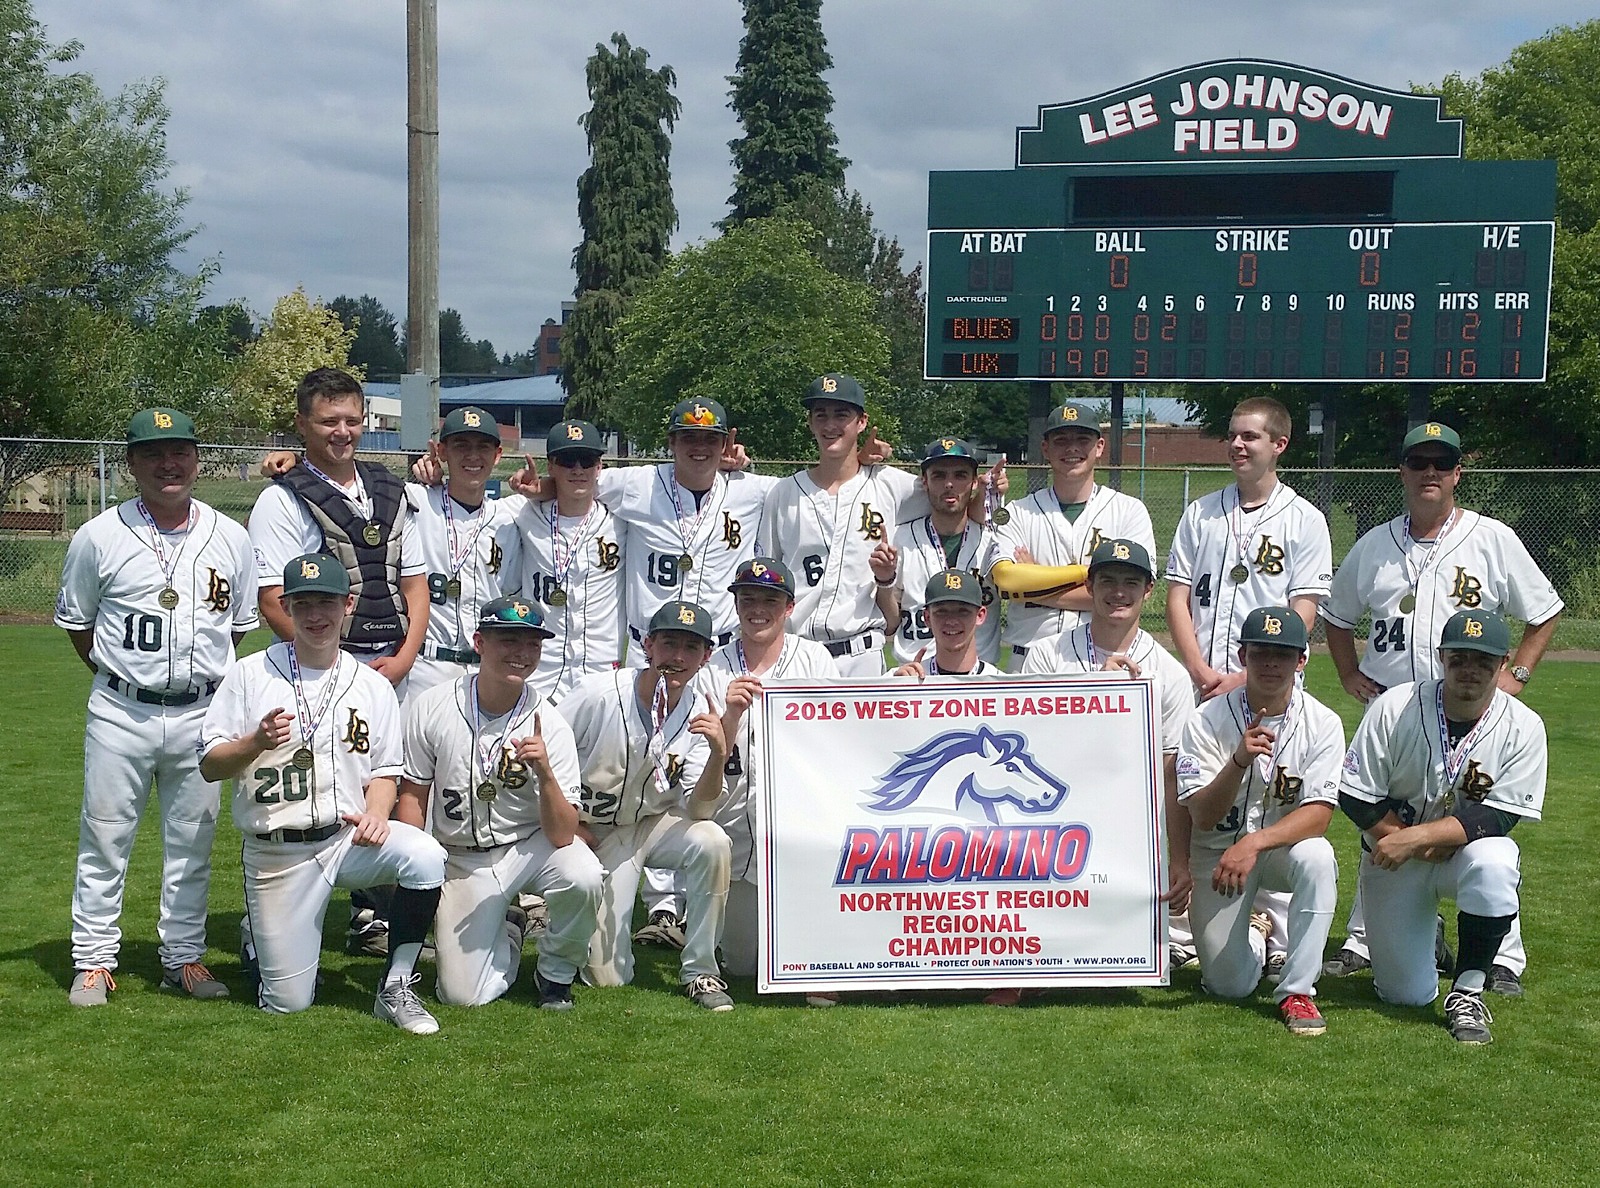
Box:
[1337,853,1526,973]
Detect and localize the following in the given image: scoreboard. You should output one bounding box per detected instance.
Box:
[926,61,1557,385]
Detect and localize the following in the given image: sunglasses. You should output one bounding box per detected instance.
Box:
[549,453,601,469]
[1402,454,1459,472]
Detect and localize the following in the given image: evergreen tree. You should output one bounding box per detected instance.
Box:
[725,0,848,224]
[564,33,680,423]
[328,294,405,376]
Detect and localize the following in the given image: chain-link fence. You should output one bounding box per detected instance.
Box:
[5,438,1598,650]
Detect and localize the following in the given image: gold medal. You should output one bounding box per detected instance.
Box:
[990,507,1010,526]
[476,781,497,801]
[678,552,695,573]
[362,521,383,546]
[445,578,462,599]
[1399,593,1417,614]
[158,587,180,610]
[548,587,568,607]
[1228,563,1249,583]
[292,747,314,770]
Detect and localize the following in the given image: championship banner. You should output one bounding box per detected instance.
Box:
[756,674,1169,993]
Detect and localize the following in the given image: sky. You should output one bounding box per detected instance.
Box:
[32,1,1595,357]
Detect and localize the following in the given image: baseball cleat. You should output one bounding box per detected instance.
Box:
[374,973,440,1035]
[1322,948,1370,977]
[1169,944,1199,970]
[1279,993,1326,1036]
[684,974,734,1012]
[1444,990,1493,1045]
[535,971,575,1011]
[1264,952,1287,984]
[68,968,116,1007]
[347,908,390,958]
[161,962,229,999]
[515,893,550,936]
[633,910,687,949]
[1487,965,1524,997]
[805,992,840,1008]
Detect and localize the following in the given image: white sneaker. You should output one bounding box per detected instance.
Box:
[374,973,439,1035]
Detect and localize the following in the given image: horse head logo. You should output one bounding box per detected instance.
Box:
[865,727,1069,824]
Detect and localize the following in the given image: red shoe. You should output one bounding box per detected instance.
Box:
[984,987,1040,1007]
[1279,993,1326,1036]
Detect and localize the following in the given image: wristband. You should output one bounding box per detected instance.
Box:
[874,576,895,587]
[1230,752,1250,770]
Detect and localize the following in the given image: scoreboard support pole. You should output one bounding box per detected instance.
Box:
[1406,383,1436,430]
[1108,382,1126,491]
[1027,381,1052,465]
[1315,389,1339,518]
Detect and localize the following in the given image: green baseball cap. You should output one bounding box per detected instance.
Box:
[728,557,796,601]
[924,569,984,608]
[1044,403,1101,436]
[281,553,350,597]
[1439,609,1511,656]
[126,407,198,445]
[1401,421,1462,462]
[547,419,603,457]
[921,437,980,469]
[440,406,500,441]
[804,373,867,411]
[647,600,715,643]
[668,397,730,435]
[478,595,556,638]
[1239,605,1309,653]
[1088,538,1154,580]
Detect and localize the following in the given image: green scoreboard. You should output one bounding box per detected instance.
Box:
[925,61,1556,384]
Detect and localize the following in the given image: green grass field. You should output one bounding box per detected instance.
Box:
[2,624,1597,1186]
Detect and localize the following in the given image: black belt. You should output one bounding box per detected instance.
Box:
[824,630,882,658]
[630,626,734,648]
[106,675,219,706]
[1009,644,1029,659]
[428,646,480,665]
[254,823,344,844]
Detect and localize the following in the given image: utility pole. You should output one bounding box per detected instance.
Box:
[401,0,440,451]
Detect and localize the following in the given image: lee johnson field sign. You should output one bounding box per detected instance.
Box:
[925,60,1555,384]
[756,675,1169,995]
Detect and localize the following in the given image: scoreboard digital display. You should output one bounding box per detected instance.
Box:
[925,60,1557,385]
[928,220,1551,383]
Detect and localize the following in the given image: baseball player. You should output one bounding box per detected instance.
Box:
[1018,538,1196,986]
[990,402,1155,670]
[1321,421,1561,989]
[250,367,429,957]
[1338,609,1547,1044]
[55,408,259,1006]
[708,558,841,979]
[1166,396,1332,701]
[198,554,447,1032]
[402,407,523,697]
[759,374,931,677]
[396,596,603,1008]
[559,601,736,1010]
[511,420,627,700]
[881,439,1003,668]
[1176,607,1343,1036]
[890,570,1003,678]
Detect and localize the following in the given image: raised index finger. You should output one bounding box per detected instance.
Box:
[532,711,542,736]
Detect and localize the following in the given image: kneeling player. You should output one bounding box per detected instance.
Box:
[200,555,446,1031]
[1177,607,1342,1035]
[397,597,603,1009]
[561,601,735,1010]
[1339,610,1547,1044]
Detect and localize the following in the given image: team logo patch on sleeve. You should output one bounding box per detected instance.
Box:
[1342,749,1360,776]
[1175,753,1201,779]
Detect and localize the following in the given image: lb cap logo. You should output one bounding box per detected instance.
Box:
[1060,406,1078,420]
[1464,617,1484,638]
[301,559,320,579]
[678,605,696,625]
[750,562,767,578]
[566,423,583,439]
[944,572,963,590]
[463,410,481,427]
[1112,541,1130,561]
[154,411,174,429]
[822,376,839,394]
[512,601,529,617]
[1425,423,1443,437]
[1262,614,1282,636]
[683,403,716,427]
[941,438,955,450]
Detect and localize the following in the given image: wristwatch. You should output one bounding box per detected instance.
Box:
[1510,664,1532,685]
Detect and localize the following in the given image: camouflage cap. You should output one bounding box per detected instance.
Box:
[920,437,980,469]
[669,397,730,435]
[728,557,796,601]
[478,595,556,638]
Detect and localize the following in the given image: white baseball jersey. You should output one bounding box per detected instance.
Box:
[1341,680,1547,826]
[1176,686,1344,852]
[1165,481,1332,675]
[248,478,424,589]
[992,484,1155,646]
[888,516,1003,665]
[759,464,923,643]
[1320,510,1564,690]
[401,676,582,848]
[705,636,841,883]
[201,644,403,834]
[598,465,774,647]
[55,498,259,689]
[513,496,626,699]
[1018,624,1193,752]
[559,667,719,826]
[406,483,522,658]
